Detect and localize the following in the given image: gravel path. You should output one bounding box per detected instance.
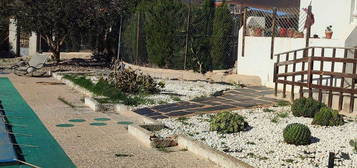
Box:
[156,106,357,168]
[133,79,236,109]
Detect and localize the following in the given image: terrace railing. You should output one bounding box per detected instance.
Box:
[274,46,357,113]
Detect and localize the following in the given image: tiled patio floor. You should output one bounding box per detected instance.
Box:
[134,86,278,119]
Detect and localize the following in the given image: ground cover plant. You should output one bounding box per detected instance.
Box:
[291,97,325,118]
[63,74,154,106]
[312,107,344,126]
[210,111,248,134]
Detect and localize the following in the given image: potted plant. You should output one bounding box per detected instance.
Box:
[254,27,263,36]
[247,26,255,36]
[294,31,304,38]
[279,27,287,37]
[287,28,295,37]
[325,25,333,39]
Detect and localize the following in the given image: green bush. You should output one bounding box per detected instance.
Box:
[283,123,311,145]
[210,112,248,134]
[312,107,344,126]
[291,97,325,118]
[350,139,357,153]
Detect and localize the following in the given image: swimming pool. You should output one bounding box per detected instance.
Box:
[0,77,75,168]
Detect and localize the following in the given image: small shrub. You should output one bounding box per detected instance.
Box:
[210,112,248,134]
[171,96,181,102]
[276,100,291,107]
[291,97,325,118]
[263,108,274,113]
[109,68,163,94]
[277,112,289,118]
[283,123,311,145]
[349,139,357,153]
[312,107,344,126]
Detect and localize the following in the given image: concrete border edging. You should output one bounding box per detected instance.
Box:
[114,105,160,125]
[177,135,254,168]
[52,72,94,97]
[84,97,103,112]
[128,124,154,147]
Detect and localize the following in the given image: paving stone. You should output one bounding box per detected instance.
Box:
[134,108,156,115]
[234,88,259,93]
[242,99,272,105]
[150,115,169,119]
[193,101,223,106]
[152,102,190,111]
[194,105,236,112]
[258,97,278,102]
[158,103,204,113]
[247,86,271,91]
[166,111,194,117]
[221,95,252,101]
[257,90,275,95]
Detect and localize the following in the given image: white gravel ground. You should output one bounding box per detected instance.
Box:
[133,79,235,109]
[156,106,357,168]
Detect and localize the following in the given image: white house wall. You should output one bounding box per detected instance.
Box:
[300,0,354,39]
[237,32,346,88]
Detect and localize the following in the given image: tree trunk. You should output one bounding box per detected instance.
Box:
[53,45,60,63]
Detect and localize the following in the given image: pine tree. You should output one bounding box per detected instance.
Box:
[210,4,233,69]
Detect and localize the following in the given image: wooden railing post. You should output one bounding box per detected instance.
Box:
[241,7,247,57]
[338,49,348,110]
[282,53,289,98]
[291,51,297,101]
[328,48,336,107]
[274,54,280,96]
[349,49,357,113]
[307,56,314,98]
[270,8,277,60]
[318,48,325,102]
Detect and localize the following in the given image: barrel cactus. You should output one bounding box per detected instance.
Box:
[312,107,344,126]
[210,112,248,134]
[291,97,325,118]
[283,123,311,145]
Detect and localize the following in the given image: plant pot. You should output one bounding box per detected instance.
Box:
[293,32,304,38]
[325,32,333,39]
[248,28,255,36]
[287,29,295,38]
[254,28,263,36]
[279,28,287,37]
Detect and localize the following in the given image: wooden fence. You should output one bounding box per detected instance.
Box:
[274,46,357,113]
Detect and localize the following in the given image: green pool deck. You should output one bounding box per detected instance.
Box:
[0,77,75,168]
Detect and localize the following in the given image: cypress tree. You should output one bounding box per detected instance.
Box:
[144,0,184,68]
[188,0,215,73]
[210,3,233,69]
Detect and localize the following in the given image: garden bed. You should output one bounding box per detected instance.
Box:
[58,72,235,110]
[155,106,357,168]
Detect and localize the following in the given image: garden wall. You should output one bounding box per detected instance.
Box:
[237,35,346,88]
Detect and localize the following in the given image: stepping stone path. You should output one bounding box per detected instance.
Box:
[134,86,278,119]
